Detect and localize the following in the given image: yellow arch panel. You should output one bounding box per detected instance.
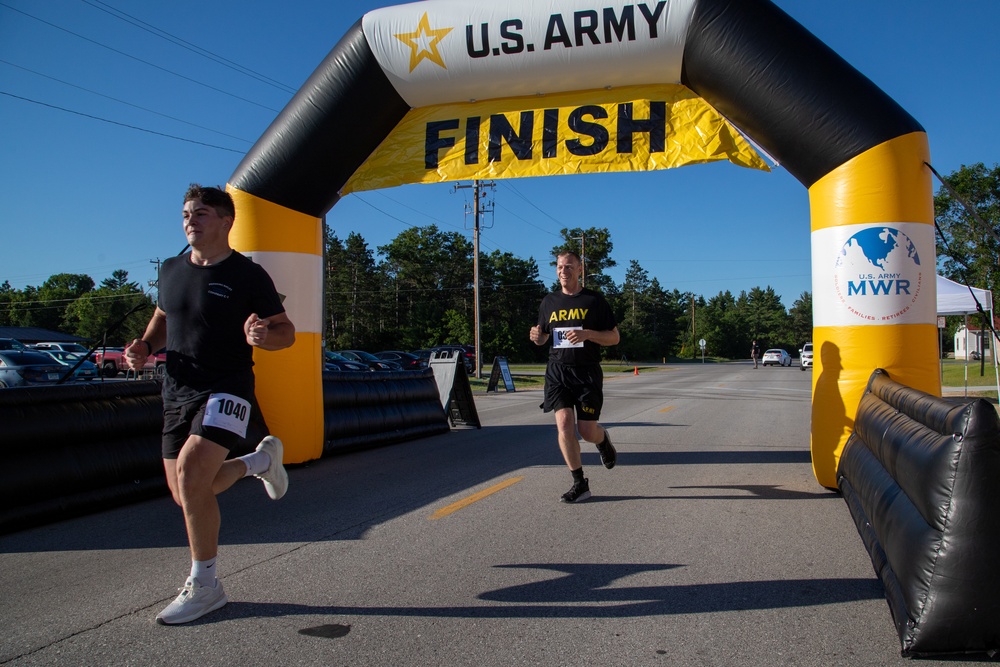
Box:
[808,132,940,488]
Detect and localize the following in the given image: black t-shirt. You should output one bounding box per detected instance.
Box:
[537,288,617,365]
[158,251,285,389]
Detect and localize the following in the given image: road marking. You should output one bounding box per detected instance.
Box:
[659,406,675,413]
[429,477,523,520]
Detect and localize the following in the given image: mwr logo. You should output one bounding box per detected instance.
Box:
[832,226,923,322]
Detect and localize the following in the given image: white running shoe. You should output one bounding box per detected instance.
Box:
[255,436,288,500]
[156,577,227,625]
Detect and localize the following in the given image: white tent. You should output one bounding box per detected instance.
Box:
[936,274,998,397]
[937,274,993,316]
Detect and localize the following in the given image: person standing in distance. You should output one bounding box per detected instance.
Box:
[751,339,761,369]
[529,251,620,503]
[125,184,295,625]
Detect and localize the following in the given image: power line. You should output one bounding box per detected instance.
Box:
[0,2,280,112]
[0,90,245,153]
[80,0,297,95]
[0,59,253,145]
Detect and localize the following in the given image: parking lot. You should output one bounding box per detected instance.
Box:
[0,362,979,666]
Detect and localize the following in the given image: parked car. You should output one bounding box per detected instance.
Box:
[0,338,27,351]
[799,342,813,371]
[762,348,792,367]
[39,349,99,381]
[375,350,427,370]
[335,350,402,371]
[0,350,67,388]
[93,346,165,377]
[30,342,90,354]
[323,350,370,372]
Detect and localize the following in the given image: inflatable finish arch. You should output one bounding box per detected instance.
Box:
[228,0,940,488]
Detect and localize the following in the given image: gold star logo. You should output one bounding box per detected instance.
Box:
[394,12,453,72]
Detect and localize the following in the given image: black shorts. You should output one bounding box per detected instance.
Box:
[161,372,266,459]
[541,363,604,421]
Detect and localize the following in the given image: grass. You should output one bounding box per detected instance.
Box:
[941,359,998,397]
[466,360,660,392]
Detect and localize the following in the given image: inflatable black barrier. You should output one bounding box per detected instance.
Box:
[321,368,449,455]
[837,369,1000,658]
[0,370,449,535]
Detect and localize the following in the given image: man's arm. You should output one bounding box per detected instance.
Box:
[124,306,167,369]
[529,324,550,346]
[245,311,295,351]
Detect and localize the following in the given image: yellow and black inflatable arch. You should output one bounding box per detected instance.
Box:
[228,0,939,489]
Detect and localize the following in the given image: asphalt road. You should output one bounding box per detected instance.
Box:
[0,362,984,666]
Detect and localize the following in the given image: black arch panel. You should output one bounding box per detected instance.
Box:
[681,0,924,187]
[230,20,410,217]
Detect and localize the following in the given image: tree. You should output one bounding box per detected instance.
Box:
[478,250,546,362]
[701,290,745,358]
[378,225,474,349]
[4,273,95,332]
[325,230,383,350]
[933,162,999,307]
[59,270,150,343]
[743,286,789,350]
[787,291,813,347]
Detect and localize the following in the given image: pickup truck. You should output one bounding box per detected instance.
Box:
[92,346,165,377]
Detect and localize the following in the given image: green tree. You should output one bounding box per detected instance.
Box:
[325,230,383,350]
[787,291,813,348]
[743,286,790,350]
[701,290,746,359]
[933,162,999,306]
[478,250,546,362]
[379,225,474,349]
[8,273,95,332]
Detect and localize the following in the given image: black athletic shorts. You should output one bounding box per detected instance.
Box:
[541,362,604,421]
[161,371,265,458]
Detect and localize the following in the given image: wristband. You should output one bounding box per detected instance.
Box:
[140,339,153,356]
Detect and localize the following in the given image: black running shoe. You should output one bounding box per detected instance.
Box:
[596,434,617,469]
[561,478,591,503]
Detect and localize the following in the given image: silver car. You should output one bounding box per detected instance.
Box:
[762,349,792,367]
[0,350,67,387]
[800,342,813,371]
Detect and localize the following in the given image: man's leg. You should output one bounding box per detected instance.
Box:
[554,407,581,469]
[174,435,242,561]
[554,408,591,503]
[156,435,238,625]
[579,419,617,469]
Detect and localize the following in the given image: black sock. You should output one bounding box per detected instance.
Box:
[571,467,585,483]
[598,431,609,447]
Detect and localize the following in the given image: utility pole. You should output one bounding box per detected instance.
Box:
[149,258,161,299]
[571,235,586,287]
[453,180,495,378]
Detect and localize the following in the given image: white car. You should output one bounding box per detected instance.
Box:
[762,349,791,367]
[799,342,813,371]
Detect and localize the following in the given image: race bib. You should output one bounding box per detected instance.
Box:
[203,393,251,438]
[553,327,584,349]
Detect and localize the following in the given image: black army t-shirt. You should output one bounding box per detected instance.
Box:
[537,288,617,365]
[158,251,284,387]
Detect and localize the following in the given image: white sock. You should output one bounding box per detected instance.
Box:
[238,450,271,477]
[190,558,217,587]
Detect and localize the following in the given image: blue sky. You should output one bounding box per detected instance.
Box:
[2,0,997,308]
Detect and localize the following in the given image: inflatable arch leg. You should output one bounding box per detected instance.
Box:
[227,187,325,464]
[807,132,940,488]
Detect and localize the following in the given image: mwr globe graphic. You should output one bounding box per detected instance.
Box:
[836,227,921,272]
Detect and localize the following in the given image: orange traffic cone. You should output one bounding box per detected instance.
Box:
[634,366,638,376]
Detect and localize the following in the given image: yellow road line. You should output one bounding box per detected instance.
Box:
[429,477,524,520]
[659,406,675,413]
